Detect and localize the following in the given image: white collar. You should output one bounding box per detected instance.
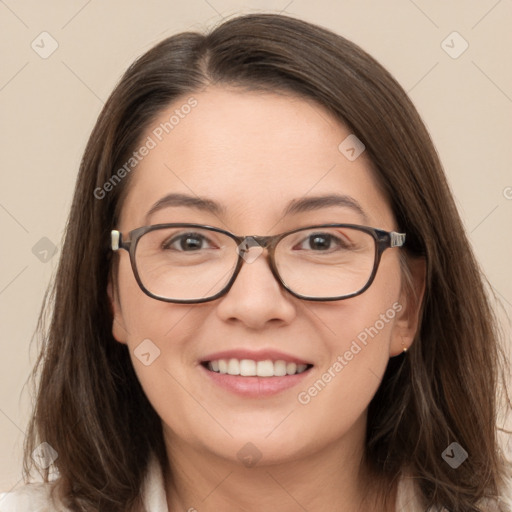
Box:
[141,454,168,511]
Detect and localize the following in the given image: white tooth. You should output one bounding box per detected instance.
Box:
[274,360,287,376]
[218,359,228,374]
[227,358,240,375]
[210,358,308,377]
[239,359,256,376]
[286,362,297,375]
[296,364,307,374]
[256,360,274,377]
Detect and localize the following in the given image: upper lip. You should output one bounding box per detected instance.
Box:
[200,349,313,365]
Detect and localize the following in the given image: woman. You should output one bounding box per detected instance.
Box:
[1,12,511,512]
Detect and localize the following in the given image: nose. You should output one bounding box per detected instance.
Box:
[215,246,297,329]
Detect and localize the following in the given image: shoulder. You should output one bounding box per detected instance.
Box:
[0,481,66,512]
[396,465,512,512]
[395,472,425,511]
[0,453,167,512]
[496,467,512,510]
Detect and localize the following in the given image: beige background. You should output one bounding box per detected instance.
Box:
[1,0,511,492]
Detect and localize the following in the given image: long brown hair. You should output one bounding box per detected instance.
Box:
[23,13,511,511]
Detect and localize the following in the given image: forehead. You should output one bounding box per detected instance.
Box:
[118,87,394,232]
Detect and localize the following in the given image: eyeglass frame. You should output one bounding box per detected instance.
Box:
[110,223,406,304]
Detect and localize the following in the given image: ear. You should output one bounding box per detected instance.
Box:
[107,273,129,345]
[389,256,426,357]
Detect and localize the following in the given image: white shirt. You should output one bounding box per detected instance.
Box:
[1,455,511,511]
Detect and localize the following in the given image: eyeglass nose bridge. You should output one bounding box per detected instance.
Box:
[228,234,288,299]
[236,234,276,253]
[234,233,288,268]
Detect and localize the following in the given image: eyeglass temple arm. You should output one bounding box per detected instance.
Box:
[111,230,125,251]
[390,232,406,247]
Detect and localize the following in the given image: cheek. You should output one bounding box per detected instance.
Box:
[293,316,396,447]
[115,269,208,439]
[320,252,402,355]
[116,257,192,342]
[297,257,403,419]
[114,259,201,396]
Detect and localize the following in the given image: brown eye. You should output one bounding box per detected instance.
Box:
[294,232,348,252]
[162,232,212,251]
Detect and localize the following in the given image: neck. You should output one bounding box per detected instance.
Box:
[162,416,396,512]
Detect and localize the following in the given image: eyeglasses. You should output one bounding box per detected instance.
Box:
[110,223,405,304]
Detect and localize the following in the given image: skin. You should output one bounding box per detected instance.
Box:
[109,87,425,512]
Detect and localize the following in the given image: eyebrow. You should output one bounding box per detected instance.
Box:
[283,194,367,221]
[144,192,368,224]
[145,193,225,223]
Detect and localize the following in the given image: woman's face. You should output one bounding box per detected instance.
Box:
[110,87,419,466]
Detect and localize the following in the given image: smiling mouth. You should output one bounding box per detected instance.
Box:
[201,358,314,377]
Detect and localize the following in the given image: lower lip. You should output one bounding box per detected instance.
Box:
[199,364,313,398]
